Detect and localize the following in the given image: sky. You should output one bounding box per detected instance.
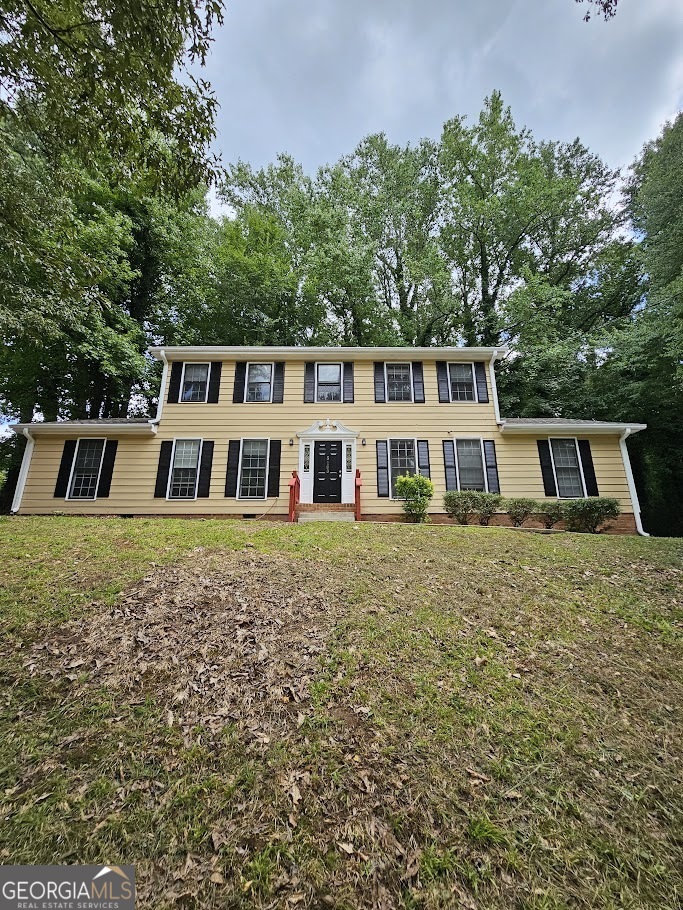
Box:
[199,0,683,211]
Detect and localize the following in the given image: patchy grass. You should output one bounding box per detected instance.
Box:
[0,516,682,909]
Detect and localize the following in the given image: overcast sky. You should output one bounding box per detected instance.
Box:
[200,0,683,200]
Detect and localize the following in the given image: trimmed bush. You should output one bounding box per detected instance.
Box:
[505,498,538,527]
[443,491,479,525]
[395,474,434,523]
[535,500,566,529]
[562,497,621,533]
[470,491,503,526]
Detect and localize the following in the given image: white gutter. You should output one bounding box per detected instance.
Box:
[149,349,168,425]
[489,350,502,424]
[11,427,35,514]
[619,428,649,537]
[148,344,509,362]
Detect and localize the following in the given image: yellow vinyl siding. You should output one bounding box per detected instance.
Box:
[18,359,635,515]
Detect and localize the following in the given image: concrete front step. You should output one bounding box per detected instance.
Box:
[297,511,356,523]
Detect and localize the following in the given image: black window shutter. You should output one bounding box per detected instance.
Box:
[417,440,430,478]
[225,440,241,497]
[207,362,222,403]
[442,440,457,491]
[96,440,118,498]
[304,362,315,402]
[537,440,558,497]
[54,439,77,498]
[154,441,174,498]
[167,362,182,403]
[412,362,425,403]
[436,361,450,403]
[272,363,285,403]
[233,362,247,403]
[482,440,500,493]
[197,440,214,497]
[374,362,386,403]
[474,362,489,403]
[578,439,599,496]
[267,440,282,497]
[343,362,354,403]
[376,440,390,497]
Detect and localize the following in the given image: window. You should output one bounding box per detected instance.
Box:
[386,363,413,402]
[246,364,273,402]
[345,444,352,472]
[448,363,475,401]
[303,444,311,473]
[68,439,105,499]
[456,439,486,490]
[550,438,585,498]
[168,439,201,499]
[316,363,341,402]
[389,439,416,496]
[181,363,209,402]
[239,439,269,498]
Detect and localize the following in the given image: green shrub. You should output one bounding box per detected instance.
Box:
[443,490,479,525]
[470,491,503,526]
[535,500,566,529]
[505,498,538,527]
[562,497,621,533]
[394,474,434,523]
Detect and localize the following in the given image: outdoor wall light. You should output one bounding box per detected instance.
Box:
[361,438,366,446]
[289,438,294,446]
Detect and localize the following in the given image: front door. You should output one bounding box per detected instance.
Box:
[313,441,342,503]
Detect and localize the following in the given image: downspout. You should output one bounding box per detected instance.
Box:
[619,428,649,537]
[149,350,168,427]
[489,350,502,425]
[11,427,35,514]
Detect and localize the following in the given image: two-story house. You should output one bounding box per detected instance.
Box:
[10,346,647,533]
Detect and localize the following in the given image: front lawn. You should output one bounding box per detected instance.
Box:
[1,517,681,908]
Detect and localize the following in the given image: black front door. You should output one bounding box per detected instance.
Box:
[313,441,342,503]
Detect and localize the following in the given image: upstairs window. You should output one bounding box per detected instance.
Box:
[550,438,585,498]
[246,364,273,402]
[181,363,209,402]
[168,439,201,499]
[389,439,416,496]
[386,363,413,402]
[239,439,269,498]
[68,439,105,499]
[456,439,486,490]
[448,363,475,401]
[316,363,342,402]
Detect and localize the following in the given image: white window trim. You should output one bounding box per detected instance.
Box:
[244,362,275,403]
[314,361,343,404]
[384,362,414,403]
[447,362,477,403]
[66,437,106,502]
[547,436,587,499]
[166,437,203,501]
[179,361,210,403]
[388,437,419,500]
[237,437,271,500]
[452,436,488,493]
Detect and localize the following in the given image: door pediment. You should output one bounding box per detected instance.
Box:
[297,418,359,439]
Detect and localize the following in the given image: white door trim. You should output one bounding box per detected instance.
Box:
[296,419,359,504]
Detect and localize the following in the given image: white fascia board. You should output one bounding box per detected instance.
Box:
[148,345,509,362]
[498,421,647,436]
[11,423,158,436]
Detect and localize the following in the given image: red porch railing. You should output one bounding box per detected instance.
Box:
[355,469,362,522]
[288,471,300,523]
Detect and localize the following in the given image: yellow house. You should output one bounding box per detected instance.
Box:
[10,346,647,533]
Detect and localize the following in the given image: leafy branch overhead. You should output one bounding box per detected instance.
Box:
[0,0,224,190]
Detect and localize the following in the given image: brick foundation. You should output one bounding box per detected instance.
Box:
[359,512,638,534]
